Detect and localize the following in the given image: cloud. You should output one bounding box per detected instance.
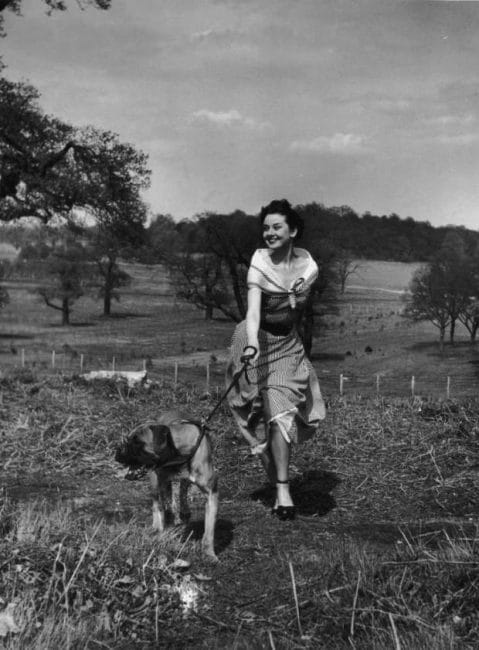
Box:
[424,113,475,127]
[191,28,241,43]
[437,132,479,146]
[190,109,272,131]
[290,132,369,155]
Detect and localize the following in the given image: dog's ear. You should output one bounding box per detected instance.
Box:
[148,425,175,457]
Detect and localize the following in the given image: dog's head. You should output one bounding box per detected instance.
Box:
[115,424,176,469]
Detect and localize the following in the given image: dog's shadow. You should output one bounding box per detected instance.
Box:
[251,469,339,517]
[180,518,234,554]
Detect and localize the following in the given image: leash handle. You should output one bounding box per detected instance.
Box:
[240,345,258,364]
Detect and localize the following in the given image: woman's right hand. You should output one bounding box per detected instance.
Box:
[241,343,259,364]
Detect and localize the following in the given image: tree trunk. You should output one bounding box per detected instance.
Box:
[449,318,456,344]
[439,325,445,353]
[103,288,111,316]
[204,283,214,320]
[204,303,213,320]
[471,324,478,344]
[62,298,70,325]
[103,261,114,316]
[227,261,246,318]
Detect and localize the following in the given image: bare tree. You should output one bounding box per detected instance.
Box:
[404,263,451,353]
[335,249,360,294]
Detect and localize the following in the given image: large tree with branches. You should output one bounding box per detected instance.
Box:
[0,0,111,39]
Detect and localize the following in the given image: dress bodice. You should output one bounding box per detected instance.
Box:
[247,248,318,329]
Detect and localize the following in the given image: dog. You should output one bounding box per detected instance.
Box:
[115,410,218,562]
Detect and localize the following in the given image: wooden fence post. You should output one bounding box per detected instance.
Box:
[339,373,344,396]
[376,374,380,396]
[411,375,415,397]
[112,357,116,371]
[51,350,56,369]
[80,354,84,373]
[206,361,210,394]
[21,348,25,368]
[446,376,451,399]
[174,361,178,390]
[143,359,146,372]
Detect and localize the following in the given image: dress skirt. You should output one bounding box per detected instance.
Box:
[226,320,326,446]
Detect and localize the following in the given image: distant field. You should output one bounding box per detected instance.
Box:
[348,259,421,292]
[0,259,477,399]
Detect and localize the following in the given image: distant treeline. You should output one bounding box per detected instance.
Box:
[296,203,479,262]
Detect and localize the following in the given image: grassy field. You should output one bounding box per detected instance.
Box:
[1,259,477,399]
[0,260,478,648]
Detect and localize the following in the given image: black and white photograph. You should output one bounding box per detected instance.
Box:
[1,1,479,647]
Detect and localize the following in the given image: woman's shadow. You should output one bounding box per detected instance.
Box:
[251,469,339,516]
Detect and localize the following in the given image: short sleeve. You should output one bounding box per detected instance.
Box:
[247,250,264,289]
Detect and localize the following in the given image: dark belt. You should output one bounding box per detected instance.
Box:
[260,321,294,336]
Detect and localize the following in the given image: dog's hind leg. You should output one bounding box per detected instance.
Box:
[149,470,167,532]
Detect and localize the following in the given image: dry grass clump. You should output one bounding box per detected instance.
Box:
[1,369,479,648]
[0,498,203,649]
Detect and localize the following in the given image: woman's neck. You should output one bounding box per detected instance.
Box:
[268,242,296,267]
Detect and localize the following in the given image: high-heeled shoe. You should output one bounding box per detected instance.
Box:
[272,479,295,520]
[272,505,296,521]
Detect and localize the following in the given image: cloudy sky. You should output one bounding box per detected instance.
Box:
[2,0,479,228]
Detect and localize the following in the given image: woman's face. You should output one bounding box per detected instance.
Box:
[262,213,297,250]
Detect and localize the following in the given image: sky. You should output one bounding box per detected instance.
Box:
[2,0,479,229]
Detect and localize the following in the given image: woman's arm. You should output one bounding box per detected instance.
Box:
[246,285,261,360]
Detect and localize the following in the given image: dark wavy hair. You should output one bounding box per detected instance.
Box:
[259,199,304,241]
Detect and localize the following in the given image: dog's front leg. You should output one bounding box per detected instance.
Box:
[202,474,219,562]
[171,479,190,526]
[149,470,167,532]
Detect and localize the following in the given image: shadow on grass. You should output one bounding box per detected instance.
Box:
[251,469,339,517]
[182,517,234,554]
[0,333,34,340]
[98,312,150,320]
[407,339,477,356]
[344,519,479,547]
[48,321,95,328]
[311,352,346,362]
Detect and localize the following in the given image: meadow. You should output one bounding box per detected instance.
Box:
[1,260,478,648]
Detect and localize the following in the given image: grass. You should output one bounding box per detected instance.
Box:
[1,368,478,648]
[0,259,478,647]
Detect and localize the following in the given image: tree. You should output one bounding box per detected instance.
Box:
[163,211,257,321]
[0,260,10,309]
[436,232,471,344]
[33,234,96,325]
[457,243,479,344]
[335,249,360,294]
[140,214,181,264]
[79,127,150,316]
[404,263,451,353]
[0,1,111,40]
[0,78,99,223]
[301,241,339,358]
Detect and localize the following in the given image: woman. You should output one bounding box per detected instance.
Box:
[226,199,326,521]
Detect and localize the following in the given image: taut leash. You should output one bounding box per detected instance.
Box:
[151,346,258,471]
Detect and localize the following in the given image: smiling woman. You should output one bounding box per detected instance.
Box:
[225,199,326,522]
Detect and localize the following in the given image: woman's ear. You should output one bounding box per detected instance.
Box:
[290,227,298,240]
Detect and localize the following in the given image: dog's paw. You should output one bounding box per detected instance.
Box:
[202,544,219,564]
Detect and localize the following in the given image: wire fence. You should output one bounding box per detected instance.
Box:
[3,347,478,401]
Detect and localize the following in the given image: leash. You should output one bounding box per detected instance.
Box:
[153,345,258,471]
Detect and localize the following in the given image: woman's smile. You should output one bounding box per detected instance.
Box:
[262,213,296,249]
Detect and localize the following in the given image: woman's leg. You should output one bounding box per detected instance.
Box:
[259,447,277,485]
[270,421,294,508]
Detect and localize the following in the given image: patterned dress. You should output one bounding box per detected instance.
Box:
[226,247,326,447]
